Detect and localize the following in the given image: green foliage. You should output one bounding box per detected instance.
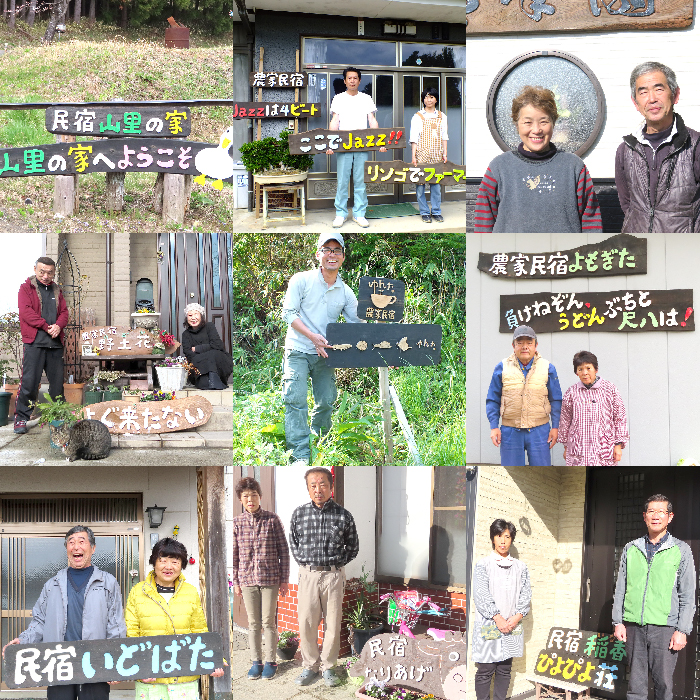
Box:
[0,312,23,380]
[239,131,313,174]
[278,130,314,172]
[278,630,299,649]
[34,394,81,427]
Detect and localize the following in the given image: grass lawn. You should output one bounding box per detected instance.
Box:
[0,21,233,232]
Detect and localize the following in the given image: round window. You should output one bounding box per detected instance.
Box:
[486,51,605,157]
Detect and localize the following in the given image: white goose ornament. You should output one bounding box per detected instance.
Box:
[194,126,233,190]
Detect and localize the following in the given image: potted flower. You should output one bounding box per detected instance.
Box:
[277,630,299,661]
[155,355,190,392]
[103,383,122,402]
[240,130,314,188]
[344,656,364,687]
[62,380,86,406]
[356,678,435,700]
[344,566,385,655]
[33,394,81,448]
[84,380,104,405]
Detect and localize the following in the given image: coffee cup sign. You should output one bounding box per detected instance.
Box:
[358,276,406,322]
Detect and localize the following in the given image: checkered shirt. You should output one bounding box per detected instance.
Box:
[231,508,290,588]
[557,377,629,466]
[289,499,359,567]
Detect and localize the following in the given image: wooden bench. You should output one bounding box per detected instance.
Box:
[525,675,591,700]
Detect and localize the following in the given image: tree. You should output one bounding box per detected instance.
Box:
[43,0,69,42]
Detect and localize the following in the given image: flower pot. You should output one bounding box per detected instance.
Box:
[84,390,104,405]
[131,312,161,329]
[350,624,384,656]
[49,419,64,449]
[276,643,299,661]
[0,391,11,427]
[3,383,20,418]
[63,382,85,406]
[156,366,188,392]
[103,389,122,402]
[254,171,308,185]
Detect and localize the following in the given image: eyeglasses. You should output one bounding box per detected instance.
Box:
[321,247,344,255]
[646,509,669,516]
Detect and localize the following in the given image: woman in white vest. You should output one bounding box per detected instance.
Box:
[472,519,532,700]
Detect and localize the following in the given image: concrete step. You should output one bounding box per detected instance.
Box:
[196,430,232,448]
[201,405,232,432]
[174,388,233,406]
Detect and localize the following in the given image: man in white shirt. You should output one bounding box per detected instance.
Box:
[326,67,386,229]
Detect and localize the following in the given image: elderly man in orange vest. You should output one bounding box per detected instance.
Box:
[485,325,562,466]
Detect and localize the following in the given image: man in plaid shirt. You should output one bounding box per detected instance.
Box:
[290,468,359,687]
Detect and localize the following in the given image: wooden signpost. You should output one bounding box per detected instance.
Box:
[45,106,191,138]
[357,276,406,322]
[81,395,213,434]
[479,234,647,279]
[365,160,467,186]
[249,71,308,87]
[232,102,320,119]
[80,326,181,355]
[500,289,694,333]
[3,633,224,688]
[466,0,693,32]
[288,127,407,154]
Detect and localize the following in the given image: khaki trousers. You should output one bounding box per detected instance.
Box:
[241,585,280,663]
[298,565,346,672]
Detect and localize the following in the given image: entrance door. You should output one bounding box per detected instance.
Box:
[581,467,700,700]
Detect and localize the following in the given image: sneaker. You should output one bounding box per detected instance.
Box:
[352,216,369,228]
[332,216,345,228]
[262,662,278,680]
[421,215,432,223]
[295,669,319,686]
[248,661,264,680]
[13,420,27,435]
[432,214,444,222]
[322,669,341,687]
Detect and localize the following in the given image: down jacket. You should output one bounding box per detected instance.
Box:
[18,275,69,345]
[125,571,208,685]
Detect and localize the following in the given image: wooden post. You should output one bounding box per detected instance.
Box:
[294,49,300,134]
[153,172,165,213]
[378,366,394,465]
[200,466,233,700]
[257,46,264,141]
[105,173,125,212]
[53,134,79,216]
[162,174,186,224]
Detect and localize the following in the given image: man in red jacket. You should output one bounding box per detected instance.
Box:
[14,257,69,434]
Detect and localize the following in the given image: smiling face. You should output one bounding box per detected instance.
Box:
[442,664,467,700]
[423,93,437,110]
[513,337,537,364]
[35,262,56,286]
[307,472,332,507]
[187,310,202,327]
[492,530,512,557]
[576,362,598,386]
[633,70,679,133]
[154,556,183,587]
[66,531,96,569]
[517,104,554,153]
[315,240,345,273]
[240,489,261,514]
[643,500,674,539]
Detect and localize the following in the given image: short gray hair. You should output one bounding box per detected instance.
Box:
[630,62,679,101]
[64,525,95,547]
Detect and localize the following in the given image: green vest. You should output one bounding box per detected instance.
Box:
[623,543,681,626]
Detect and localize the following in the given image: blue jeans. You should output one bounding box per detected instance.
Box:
[335,151,370,219]
[282,349,337,462]
[416,183,442,216]
[500,423,552,466]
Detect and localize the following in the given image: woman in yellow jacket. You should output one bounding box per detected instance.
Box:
[125,538,224,700]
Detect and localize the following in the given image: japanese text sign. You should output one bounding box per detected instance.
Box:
[500,289,694,333]
[232,102,320,119]
[325,322,441,368]
[3,633,224,688]
[357,276,406,322]
[249,71,308,88]
[46,106,191,138]
[365,160,466,187]
[81,396,212,434]
[79,327,174,356]
[534,627,626,693]
[349,632,466,700]
[479,235,647,279]
[288,128,407,154]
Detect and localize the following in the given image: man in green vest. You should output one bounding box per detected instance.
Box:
[612,494,696,700]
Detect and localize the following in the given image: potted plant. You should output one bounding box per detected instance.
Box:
[240,130,314,186]
[0,312,24,416]
[96,370,126,399]
[0,361,12,426]
[62,381,86,406]
[103,384,122,402]
[356,678,434,700]
[84,380,104,405]
[33,394,81,448]
[277,630,299,661]
[344,565,385,655]
[155,355,190,392]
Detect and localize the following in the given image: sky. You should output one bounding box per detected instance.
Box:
[0,234,43,314]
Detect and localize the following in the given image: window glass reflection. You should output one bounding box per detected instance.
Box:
[304,38,396,67]
[401,43,466,69]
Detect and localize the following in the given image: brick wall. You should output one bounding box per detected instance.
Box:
[467,466,586,700]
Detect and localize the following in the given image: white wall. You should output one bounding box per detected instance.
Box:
[0,234,43,314]
[466,25,700,178]
[466,232,700,466]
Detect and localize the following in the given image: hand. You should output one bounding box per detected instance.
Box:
[210,667,225,678]
[613,623,626,643]
[139,678,156,684]
[490,427,501,447]
[309,333,331,358]
[493,614,510,633]
[379,147,387,153]
[47,324,60,338]
[279,583,289,597]
[548,428,558,449]
[325,149,333,155]
[2,638,20,657]
[614,444,623,462]
[670,631,687,650]
[442,153,448,163]
[506,614,523,632]
[108,681,121,685]
[411,157,418,167]
[191,346,196,353]
[234,585,242,596]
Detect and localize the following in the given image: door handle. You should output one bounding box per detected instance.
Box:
[586,577,591,603]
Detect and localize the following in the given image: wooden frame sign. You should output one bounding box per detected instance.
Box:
[500,289,694,333]
[288,128,407,154]
[358,276,405,322]
[232,102,320,119]
[479,235,647,279]
[250,71,308,87]
[365,160,466,186]
[534,627,626,693]
[325,322,441,368]
[3,633,224,688]
[46,106,191,138]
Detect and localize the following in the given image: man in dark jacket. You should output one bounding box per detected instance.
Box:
[14,257,69,434]
[615,61,700,233]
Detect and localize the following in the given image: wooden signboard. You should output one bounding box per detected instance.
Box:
[500,289,694,333]
[348,632,466,700]
[3,633,224,688]
[365,160,466,186]
[357,276,406,322]
[325,322,442,368]
[466,0,693,32]
[46,106,191,138]
[288,127,407,155]
[479,234,647,279]
[81,395,212,434]
[0,140,232,179]
[232,102,320,119]
[249,71,308,88]
[79,327,181,356]
[534,627,626,693]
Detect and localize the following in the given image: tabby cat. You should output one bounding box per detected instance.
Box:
[50,419,112,461]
